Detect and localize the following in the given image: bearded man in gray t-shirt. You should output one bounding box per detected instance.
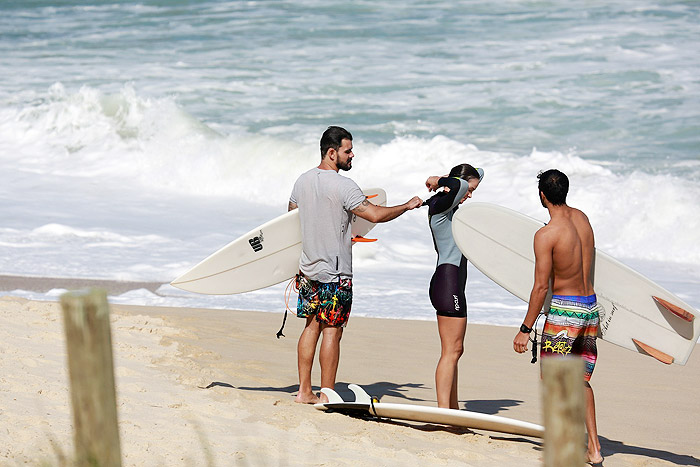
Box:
[288,126,422,404]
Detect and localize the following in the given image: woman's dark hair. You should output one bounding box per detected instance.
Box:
[537,169,569,205]
[448,163,481,181]
[320,126,352,158]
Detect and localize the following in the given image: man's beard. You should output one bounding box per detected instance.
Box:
[338,160,352,171]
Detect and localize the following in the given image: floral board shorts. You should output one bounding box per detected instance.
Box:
[541,294,601,382]
[296,272,353,327]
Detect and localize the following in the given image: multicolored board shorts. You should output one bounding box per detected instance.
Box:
[541,294,601,382]
[296,272,353,327]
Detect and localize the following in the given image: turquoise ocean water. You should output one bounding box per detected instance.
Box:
[1,1,699,325]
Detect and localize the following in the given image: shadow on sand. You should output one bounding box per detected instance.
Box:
[201,380,526,417]
[598,436,700,466]
[200,380,431,402]
[198,380,699,465]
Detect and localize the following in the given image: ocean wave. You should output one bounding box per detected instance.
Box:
[1,84,699,277]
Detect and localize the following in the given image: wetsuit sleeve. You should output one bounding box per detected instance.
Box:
[427,177,468,215]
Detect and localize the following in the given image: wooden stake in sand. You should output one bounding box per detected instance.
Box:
[61,289,122,467]
[541,357,585,467]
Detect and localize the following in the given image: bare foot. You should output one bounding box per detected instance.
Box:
[294,392,320,404]
[587,451,604,465]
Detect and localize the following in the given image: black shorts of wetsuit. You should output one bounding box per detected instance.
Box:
[429,259,467,318]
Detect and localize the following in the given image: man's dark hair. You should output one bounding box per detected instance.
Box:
[448,163,481,181]
[320,126,352,158]
[538,169,569,205]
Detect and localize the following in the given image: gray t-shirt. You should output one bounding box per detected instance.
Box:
[290,167,367,282]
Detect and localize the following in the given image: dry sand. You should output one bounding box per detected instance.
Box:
[1,286,699,466]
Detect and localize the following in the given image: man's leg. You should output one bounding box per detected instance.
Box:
[295,316,322,404]
[318,324,343,403]
[585,382,603,464]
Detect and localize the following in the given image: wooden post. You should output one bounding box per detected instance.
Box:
[61,289,122,467]
[541,357,585,467]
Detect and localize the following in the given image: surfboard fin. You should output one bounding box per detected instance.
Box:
[352,236,377,243]
[632,339,674,365]
[320,388,345,404]
[652,296,695,322]
[348,384,373,404]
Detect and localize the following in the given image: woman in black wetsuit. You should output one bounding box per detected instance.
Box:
[425,164,483,409]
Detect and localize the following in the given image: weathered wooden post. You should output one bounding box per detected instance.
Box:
[61,289,122,467]
[541,357,585,467]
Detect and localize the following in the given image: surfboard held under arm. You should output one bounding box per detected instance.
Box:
[451,202,700,365]
[170,188,387,295]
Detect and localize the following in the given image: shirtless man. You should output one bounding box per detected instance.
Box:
[513,169,603,464]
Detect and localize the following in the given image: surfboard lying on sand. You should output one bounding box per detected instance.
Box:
[170,188,387,295]
[452,202,700,365]
[314,384,544,438]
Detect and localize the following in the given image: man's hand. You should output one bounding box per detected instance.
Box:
[405,196,423,210]
[513,330,530,354]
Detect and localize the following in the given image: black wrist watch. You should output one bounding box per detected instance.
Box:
[520,323,532,334]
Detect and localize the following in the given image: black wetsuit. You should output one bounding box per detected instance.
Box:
[427,177,470,317]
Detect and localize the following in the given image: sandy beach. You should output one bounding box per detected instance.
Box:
[1,279,699,466]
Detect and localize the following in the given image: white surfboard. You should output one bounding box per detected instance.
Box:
[452,202,699,365]
[170,188,387,295]
[314,384,544,438]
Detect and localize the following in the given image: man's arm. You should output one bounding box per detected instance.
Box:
[288,201,298,212]
[351,196,422,223]
[513,228,553,353]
